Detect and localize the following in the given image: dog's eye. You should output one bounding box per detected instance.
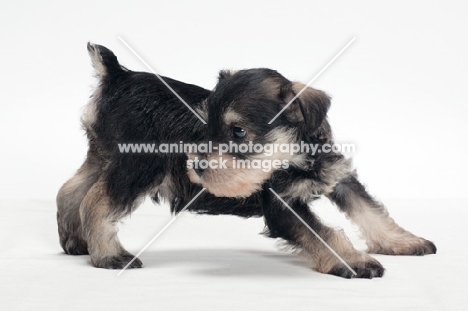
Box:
[232,127,247,139]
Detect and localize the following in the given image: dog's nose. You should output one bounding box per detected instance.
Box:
[194,167,205,177]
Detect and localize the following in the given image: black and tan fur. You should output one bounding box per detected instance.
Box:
[57,44,436,278]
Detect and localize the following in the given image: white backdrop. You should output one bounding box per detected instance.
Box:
[2,2,468,310]
[1,0,467,201]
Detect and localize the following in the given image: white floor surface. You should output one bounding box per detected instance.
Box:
[1,198,466,310]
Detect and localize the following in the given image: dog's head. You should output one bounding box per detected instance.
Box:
[188,68,331,197]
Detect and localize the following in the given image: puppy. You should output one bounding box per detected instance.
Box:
[57,43,435,278]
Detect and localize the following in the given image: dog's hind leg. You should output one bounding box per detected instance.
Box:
[57,149,102,255]
[263,190,384,278]
[79,176,143,269]
[327,175,436,256]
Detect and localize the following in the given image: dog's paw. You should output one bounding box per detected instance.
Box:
[91,252,143,269]
[60,236,89,255]
[370,237,437,256]
[402,239,437,256]
[328,257,385,279]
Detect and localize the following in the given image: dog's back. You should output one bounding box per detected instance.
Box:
[84,43,209,152]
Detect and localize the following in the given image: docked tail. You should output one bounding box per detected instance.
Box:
[87,42,125,78]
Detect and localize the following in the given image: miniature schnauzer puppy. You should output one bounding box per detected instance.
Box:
[57,43,435,279]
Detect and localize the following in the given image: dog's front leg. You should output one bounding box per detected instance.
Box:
[79,177,142,269]
[263,190,384,278]
[327,175,436,255]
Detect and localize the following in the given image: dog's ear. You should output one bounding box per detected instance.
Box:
[218,70,238,81]
[279,82,331,134]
